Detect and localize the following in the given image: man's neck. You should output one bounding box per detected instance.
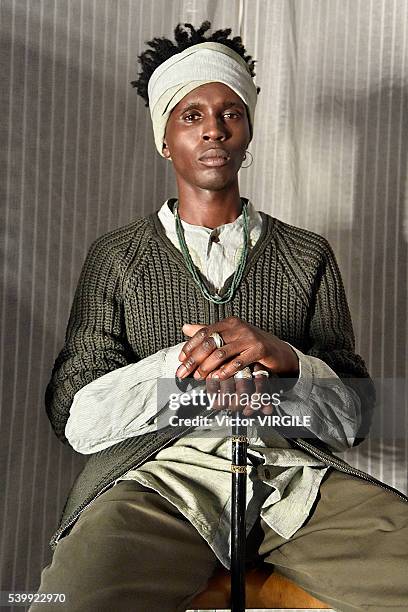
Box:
[175,184,243,229]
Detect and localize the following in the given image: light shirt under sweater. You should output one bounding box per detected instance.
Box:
[65,199,361,569]
[157,198,263,292]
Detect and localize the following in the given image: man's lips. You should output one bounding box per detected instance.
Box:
[198,148,230,166]
[199,148,230,160]
[199,157,230,167]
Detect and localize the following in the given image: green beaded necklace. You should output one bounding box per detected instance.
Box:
[173,199,250,304]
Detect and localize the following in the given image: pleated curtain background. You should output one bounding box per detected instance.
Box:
[1,0,407,597]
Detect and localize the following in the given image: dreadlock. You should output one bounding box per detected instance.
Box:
[131,21,261,107]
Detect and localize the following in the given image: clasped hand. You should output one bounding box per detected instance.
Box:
[175,316,299,416]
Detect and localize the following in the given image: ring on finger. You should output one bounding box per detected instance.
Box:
[234,366,252,380]
[253,369,270,378]
[209,332,224,349]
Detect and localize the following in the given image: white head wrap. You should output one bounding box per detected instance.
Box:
[147,41,258,156]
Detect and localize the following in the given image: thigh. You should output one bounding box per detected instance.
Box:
[259,468,408,612]
[30,481,218,612]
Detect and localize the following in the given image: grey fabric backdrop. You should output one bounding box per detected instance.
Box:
[1,0,407,599]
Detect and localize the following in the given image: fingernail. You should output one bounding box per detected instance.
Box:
[176,365,187,379]
[193,371,203,380]
[211,373,220,380]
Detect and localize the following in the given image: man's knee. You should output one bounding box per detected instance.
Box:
[31,486,218,612]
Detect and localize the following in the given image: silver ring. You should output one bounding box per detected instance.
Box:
[234,366,252,380]
[209,332,224,349]
[253,369,270,378]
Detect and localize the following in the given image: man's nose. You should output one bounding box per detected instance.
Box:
[202,116,228,141]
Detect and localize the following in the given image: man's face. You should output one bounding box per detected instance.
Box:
[162,82,251,192]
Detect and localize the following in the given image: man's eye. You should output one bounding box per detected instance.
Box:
[184,113,200,122]
[183,112,241,122]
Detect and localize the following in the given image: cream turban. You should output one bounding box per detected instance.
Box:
[147,41,258,156]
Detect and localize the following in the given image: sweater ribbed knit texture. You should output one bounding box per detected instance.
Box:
[45,209,375,548]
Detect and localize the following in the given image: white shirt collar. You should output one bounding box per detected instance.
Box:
[158,198,262,237]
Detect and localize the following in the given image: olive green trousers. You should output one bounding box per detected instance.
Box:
[30,468,408,612]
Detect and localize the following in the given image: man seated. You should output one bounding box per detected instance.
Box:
[32,21,408,612]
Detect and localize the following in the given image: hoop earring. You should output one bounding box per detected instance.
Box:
[241,150,253,168]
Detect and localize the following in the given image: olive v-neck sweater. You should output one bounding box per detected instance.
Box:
[45,204,376,549]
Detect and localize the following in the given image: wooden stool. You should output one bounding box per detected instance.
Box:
[189,565,330,609]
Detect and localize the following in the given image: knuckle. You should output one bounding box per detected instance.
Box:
[254,341,264,354]
[198,328,209,339]
[233,359,244,369]
[183,342,192,354]
[202,338,215,351]
[185,357,195,369]
[215,348,227,359]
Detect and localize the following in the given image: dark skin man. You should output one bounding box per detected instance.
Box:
[161,81,299,414]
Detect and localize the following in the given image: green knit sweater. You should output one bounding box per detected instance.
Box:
[45,207,375,549]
